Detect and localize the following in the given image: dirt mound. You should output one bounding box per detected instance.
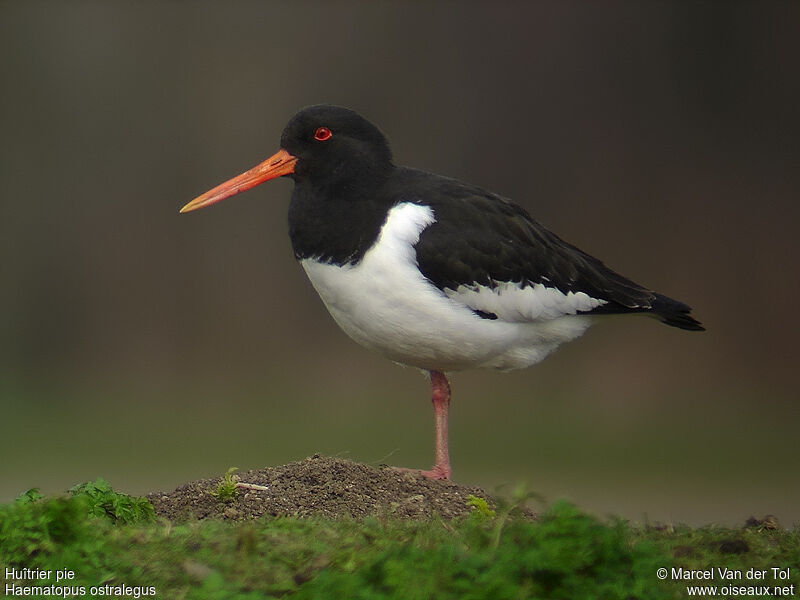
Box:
[147,455,493,522]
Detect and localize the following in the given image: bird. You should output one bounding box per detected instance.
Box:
[180,104,703,480]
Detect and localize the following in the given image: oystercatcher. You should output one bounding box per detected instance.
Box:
[181,104,703,480]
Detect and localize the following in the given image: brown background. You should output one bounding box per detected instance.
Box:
[1,1,798,525]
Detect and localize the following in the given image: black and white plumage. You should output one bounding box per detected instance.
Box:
[181,104,703,479]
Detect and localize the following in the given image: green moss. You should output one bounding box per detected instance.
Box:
[210,467,239,503]
[69,477,154,524]
[465,494,496,518]
[1,481,798,600]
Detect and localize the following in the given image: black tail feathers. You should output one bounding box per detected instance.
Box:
[652,294,705,331]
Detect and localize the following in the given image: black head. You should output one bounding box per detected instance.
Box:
[180,104,393,214]
[280,105,394,189]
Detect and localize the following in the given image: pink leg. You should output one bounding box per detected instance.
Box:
[420,370,452,479]
[394,370,452,480]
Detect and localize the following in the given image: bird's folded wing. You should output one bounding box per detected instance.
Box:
[413,191,656,323]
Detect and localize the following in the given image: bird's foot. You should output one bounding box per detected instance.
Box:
[392,464,451,480]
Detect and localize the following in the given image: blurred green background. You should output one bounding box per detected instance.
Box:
[1,1,798,526]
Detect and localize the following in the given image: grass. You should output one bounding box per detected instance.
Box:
[1,482,798,599]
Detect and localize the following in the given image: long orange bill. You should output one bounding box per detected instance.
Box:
[180,148,297,213]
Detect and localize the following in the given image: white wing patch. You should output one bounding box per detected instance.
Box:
[444,281,607,322]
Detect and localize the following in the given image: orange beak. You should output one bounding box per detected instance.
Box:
[180,148,297,213]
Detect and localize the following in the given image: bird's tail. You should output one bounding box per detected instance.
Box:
[651,293,705,331]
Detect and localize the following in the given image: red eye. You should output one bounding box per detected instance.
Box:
[314,127,332,141]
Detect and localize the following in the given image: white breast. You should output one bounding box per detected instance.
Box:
[300,202,593,371]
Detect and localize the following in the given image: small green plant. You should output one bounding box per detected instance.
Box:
[16,488,45,504]
[466,494,496,518]
[69,477,154,524]
[211,467,239,502]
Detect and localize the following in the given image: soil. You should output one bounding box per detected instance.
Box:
[146,455,496,522]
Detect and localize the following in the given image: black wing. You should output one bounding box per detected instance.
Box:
[395,169,703,331]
